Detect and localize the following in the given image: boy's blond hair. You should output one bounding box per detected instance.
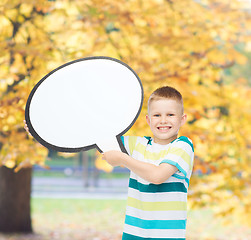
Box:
[148,86,184,114]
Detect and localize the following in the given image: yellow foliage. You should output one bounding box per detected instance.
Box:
[1,0,251,227]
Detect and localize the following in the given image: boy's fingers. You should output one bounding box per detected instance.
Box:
[24,125,29,131]
[23,120,32,136]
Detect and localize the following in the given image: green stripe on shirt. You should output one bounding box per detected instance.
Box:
[125,215,186,229]
[177,136,194,152]
[129,178,187,193]
[122,233,185,240]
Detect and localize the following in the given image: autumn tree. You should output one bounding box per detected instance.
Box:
[0,0,65,232]
[1,0,251,232]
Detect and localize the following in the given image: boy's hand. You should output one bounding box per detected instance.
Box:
[23,120,32,137]
[102,150,125,167]
[103,149,178,184]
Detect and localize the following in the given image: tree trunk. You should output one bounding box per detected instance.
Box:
[0,166,32,233]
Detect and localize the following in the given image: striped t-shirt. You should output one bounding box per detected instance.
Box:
[121,136,194,240]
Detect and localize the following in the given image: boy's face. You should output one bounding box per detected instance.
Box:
[146,99,187,145]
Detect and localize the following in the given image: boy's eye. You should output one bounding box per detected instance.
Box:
[153,114,160,117]
[168,114,174,117]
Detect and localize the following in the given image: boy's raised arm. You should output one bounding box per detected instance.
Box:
[102,150,178,184]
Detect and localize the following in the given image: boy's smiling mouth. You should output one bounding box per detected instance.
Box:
[157,126,171,132]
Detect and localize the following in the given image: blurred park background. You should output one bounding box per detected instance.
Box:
[1,0,251,239]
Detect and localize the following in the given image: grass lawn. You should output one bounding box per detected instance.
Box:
[0,198,251,240]
[32,198,126,238]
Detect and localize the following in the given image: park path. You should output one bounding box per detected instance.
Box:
[31,176,128,199]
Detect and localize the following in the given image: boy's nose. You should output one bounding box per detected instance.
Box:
[160,116,168,123]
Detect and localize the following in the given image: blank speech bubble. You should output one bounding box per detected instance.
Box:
[25,56,143,153]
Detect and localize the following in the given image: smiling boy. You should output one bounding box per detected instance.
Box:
[103,86,194,240]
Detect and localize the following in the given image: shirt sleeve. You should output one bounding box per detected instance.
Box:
[120,136,138,156]
[159,137,194,179]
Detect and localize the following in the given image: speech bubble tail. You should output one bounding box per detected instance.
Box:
[96,137,122,153]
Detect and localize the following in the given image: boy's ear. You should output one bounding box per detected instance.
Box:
[181,114,187,126]
[146,115,150,126]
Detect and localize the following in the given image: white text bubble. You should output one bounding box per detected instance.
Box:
[25,56,143,153]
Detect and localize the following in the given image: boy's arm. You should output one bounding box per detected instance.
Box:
[102,150,178,184]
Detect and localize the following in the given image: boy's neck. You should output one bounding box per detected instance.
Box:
[153,134,178,145]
